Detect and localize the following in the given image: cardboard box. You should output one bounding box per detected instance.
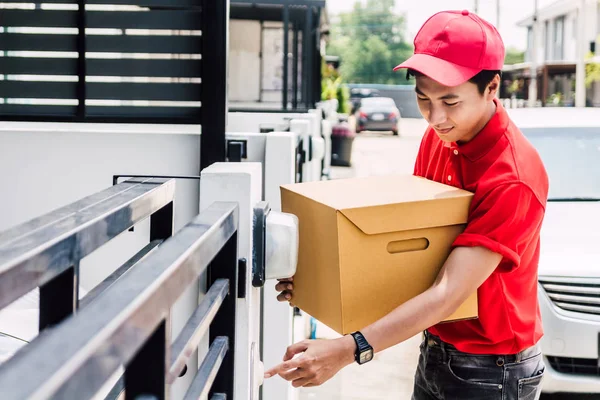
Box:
[280,174,477,335]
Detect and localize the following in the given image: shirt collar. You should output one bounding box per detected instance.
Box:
[446,98,508,162]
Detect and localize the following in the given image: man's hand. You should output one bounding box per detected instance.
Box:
[275,277,294,304]
[264,336,356,388]
[267,246,502,388]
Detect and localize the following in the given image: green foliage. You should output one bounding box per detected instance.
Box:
[586,53,600,88]
[321,61,351,114]
[325,0,413,84]
[504,47,525,65]
[547,92,563,106]
[507,80,520,94]
[337,84,351,114]
[585,35,600,88]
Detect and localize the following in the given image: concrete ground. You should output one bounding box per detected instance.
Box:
[297,118,597,400]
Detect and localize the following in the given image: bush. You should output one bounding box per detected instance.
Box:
[322,61,351,114]
[337,85,350,114]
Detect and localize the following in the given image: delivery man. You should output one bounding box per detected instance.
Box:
[265,10,549,399]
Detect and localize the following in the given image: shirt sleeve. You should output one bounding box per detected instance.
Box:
[413,150,422,176]
[413,129,430,177]
[452,182,545,272]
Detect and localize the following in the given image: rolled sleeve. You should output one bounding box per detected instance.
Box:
[452,183,545,272]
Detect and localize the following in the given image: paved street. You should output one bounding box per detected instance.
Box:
[328,118,428,180]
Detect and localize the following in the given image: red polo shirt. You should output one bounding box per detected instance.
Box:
[415,99,549,355]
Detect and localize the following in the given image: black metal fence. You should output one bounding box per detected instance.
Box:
[0,0,227,127]
[0,178,241,399]
[229,0,326,112]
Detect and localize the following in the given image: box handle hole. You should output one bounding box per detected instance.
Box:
[387,238,429,254]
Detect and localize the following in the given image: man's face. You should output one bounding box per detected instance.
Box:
[415,74,499,144]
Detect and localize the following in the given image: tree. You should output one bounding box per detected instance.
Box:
[321,62,351,113]
[585,35,600,88]
[585,52,600,88]
[504,47,525,65]
[326,0,413,84]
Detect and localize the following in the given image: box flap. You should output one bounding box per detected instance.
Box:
[281,175,471,209]
[281,175,472,235]
[339,194,471,235]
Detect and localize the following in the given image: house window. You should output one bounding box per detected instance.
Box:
[554,16,565,60]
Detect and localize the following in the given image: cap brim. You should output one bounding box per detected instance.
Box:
[393,53,481,87]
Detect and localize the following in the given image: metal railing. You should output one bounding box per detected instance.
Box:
[0,177,175,329]
[0,178,241,400]
[0,0,226,125]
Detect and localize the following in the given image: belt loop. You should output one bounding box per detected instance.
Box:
[440,339,448,362]
[515,350,522,363]
[425,331,434,348]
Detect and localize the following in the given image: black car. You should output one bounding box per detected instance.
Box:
[350,88,381,114]
[355,97,401,135]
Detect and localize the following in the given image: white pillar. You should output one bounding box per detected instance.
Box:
[576,0,587,107]
[200,162,263,400]
[528,0,539,108]
[264,132,297,212]
[289,119,312,181]
[262,132,298,400]
[321,119,333,179]
[308,110,325,181]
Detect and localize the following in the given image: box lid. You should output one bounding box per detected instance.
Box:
[282,175,473,234]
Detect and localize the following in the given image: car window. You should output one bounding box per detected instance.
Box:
[351,89,379,98]
[523,127,600,200]
[360,98,395,107]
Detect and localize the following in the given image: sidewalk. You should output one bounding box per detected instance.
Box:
[297,118,427,400]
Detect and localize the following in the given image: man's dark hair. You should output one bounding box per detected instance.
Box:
[407,69,502,95]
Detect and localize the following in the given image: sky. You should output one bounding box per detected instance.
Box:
[326,0,561,51]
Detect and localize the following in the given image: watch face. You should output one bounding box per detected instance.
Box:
[359,349,373,364]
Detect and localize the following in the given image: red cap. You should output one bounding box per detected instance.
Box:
[393,10,505,86]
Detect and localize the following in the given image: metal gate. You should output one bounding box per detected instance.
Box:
[0,178,244,399]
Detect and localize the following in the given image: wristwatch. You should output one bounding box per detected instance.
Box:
[350,331,374,365]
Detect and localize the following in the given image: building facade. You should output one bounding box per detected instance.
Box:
[502,0,600,106]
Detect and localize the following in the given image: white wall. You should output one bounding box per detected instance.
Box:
[262,22,286,105]
[586,0,598,51]
[526,1,598,64]
[229,20,262,102]
[0,122,202,398]
[229,20,301,108]
[565,12,578,61]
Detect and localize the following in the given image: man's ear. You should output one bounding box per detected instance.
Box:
[486,74,501,100]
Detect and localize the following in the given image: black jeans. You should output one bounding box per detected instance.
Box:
[412,332,545,400]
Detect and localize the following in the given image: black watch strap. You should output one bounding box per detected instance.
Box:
[351,331,370,351]
[350,331,373,364]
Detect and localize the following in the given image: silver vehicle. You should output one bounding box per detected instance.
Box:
[355,97,401,135]
[509,107,600,395]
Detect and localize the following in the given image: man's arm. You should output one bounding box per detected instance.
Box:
[361,182,545,352]
[265,183,542,387]
[264,246,502,387]
[361,245,501,353]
